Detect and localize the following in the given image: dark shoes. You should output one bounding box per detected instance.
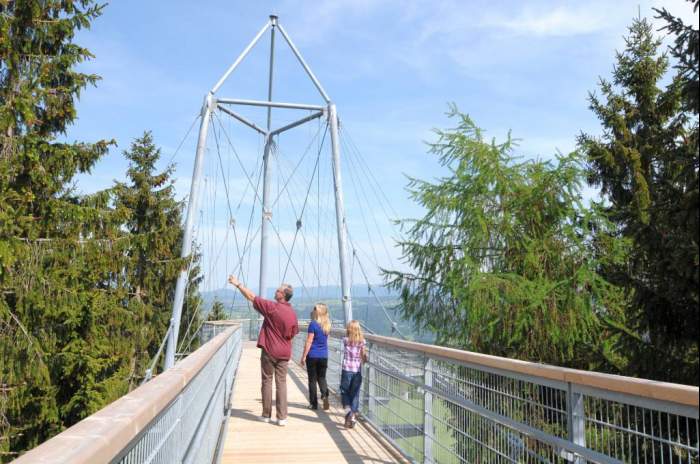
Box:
[308,404,318,410]
[344,411,353,428]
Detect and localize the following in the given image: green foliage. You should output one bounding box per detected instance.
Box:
[112,131,202,386]
[655,0,699,114]
[207,299,228,321]
[0,1,117,458]
[578,17,699,384]
[0,3,203,459]
[385,107,630,370]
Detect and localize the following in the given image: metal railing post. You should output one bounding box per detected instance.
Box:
[366,342,376,421]
[567,383,586,463]
[424,356,433,463]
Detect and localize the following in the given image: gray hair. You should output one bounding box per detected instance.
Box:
[281,283,293,301]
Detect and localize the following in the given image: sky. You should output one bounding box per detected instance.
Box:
[67,0,698,295]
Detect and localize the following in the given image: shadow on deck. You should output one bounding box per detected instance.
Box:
[220,343,406,464]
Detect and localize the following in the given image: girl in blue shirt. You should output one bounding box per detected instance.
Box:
[300,303,330,410]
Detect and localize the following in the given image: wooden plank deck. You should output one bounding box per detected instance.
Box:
[221,343,404,463]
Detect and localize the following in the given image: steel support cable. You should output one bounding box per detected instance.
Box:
[338,128,407,336]
[209,118,245,276]
[297,148,342,289]
[178,294,208,355]
[238,149,265,305]
[271,136,332,289]
[349,237,406,339]
[213,111,265,287]
[268,220,311,298]
[281,134,323,281]
[340,134,396,269]
[341,137,383,268]
[132,124,208,375]
[213,112,265,206]
[177,204,207,354]
[165,112,201,167]
[295,221,326,294]
[338,153,405,338]
[270,121,326,210]
[340,124,401,219]
[179,180,214,353]
[211,111,265,309]
[140,323,172,384]
[180,139,222,350]
[298,155,339,292]
[321,163,341,290]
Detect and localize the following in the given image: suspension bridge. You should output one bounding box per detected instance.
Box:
[11,15,700,464]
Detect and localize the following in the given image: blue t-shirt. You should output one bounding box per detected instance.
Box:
[307,320,328,359]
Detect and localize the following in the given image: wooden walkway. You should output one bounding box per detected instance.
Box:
[220,343,404,463]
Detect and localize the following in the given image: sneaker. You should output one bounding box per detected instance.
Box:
[277,418,287,426]
[259,416,271,423]
[350,413,357,428]
[307,404,318,410]
[322,396,330,410]
[344,411,353,428]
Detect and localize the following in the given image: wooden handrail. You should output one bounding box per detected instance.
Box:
[13,324,240,464]
[323,327,698,408]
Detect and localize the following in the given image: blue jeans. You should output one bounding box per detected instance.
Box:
[340,370,362,413]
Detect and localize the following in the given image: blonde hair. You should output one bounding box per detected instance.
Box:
[312,303,331,335]
[345,320,364,344]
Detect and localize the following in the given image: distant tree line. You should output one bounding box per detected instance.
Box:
[387,3,698,386]
[0,2,202,460]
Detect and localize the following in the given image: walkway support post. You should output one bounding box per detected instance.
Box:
[165,93,214,369]
[328,103,353,323]
[258,15,276,297]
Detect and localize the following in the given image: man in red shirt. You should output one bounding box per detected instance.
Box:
[228,275,299,426]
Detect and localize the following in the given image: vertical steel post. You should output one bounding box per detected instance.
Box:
[258,16,276,297]
[259,137,274,296]
[567,383,587,463]
[165,93,214,369]
[424,357,434,463]
[328,103,353,323]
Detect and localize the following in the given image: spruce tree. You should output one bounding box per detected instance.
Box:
[0,1,138,459]
[578,18,699,384]
[207,299,228,321]
[113,132,203,379]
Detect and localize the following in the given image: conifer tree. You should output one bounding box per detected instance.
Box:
[578,17,699,384]
[385,108,630,370]
[0,1,133,458]
[207,299,228,321]
[113,132,203,382]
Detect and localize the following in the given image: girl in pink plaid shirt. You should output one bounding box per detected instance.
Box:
[340,320,367,428]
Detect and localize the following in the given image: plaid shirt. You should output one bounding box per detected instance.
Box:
[341,337,365,373]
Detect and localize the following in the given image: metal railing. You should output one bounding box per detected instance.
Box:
[293,327,699,464]
[13,322,243,464]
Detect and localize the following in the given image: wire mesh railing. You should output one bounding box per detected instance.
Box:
[293,327,699,464]
[13,323,243,464]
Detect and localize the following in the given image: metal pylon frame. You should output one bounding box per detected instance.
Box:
[164,15,353,369]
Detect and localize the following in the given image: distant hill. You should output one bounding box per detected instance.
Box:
[202,284,395,303]
[199,284,434,343]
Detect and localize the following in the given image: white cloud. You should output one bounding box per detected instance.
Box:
[491,6,609,37]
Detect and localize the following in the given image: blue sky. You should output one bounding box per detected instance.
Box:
[67,0,698,294]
